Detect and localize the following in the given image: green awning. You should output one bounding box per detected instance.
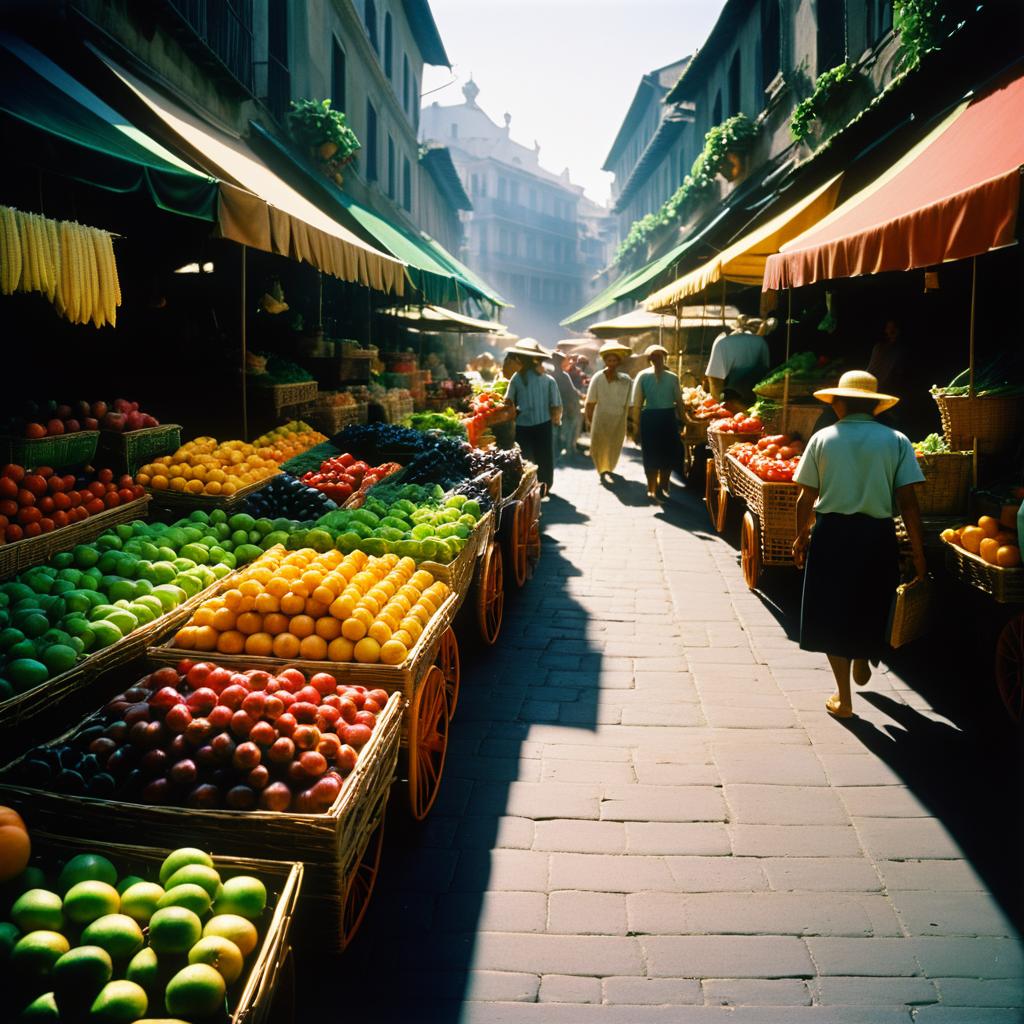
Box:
[249,122,502,307]
[416,233,508,308]
[0,33,217,221]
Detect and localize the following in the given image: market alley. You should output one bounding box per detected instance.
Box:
[325,449,1024,1022]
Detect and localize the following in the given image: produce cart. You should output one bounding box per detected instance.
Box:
[680,412,709,479]
[726,453,801,590]
[22,832,302,1024]
[498,462,541,590]
[145,475,279,517]
[0,677,402,954]
[704,426,737,534]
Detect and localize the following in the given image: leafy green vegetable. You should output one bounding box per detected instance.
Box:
[403,410,468,439]
[913,433,949,455]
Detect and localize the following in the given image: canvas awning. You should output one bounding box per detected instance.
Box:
[644,175,843,311]
[91,48,406,294]
[0,33,218,221]
[589,304,740,337]
[377,304,503,333]
[764,69,1024,289]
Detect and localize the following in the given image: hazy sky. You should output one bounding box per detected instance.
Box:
[421,0,726,205]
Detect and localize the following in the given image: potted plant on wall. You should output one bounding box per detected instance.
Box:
[703,114,759,182]
[790,63,860,147]
[287,99,361,186]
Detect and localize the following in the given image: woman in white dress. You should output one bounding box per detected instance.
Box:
[585,342,633,483]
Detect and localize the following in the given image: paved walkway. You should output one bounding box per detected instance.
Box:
[323,448,1024,1022]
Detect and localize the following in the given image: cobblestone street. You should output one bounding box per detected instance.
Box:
[325,448,1024,1022]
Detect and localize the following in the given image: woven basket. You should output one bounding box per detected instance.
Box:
[0,430,99,469]
[888,577,934,648]
[23,833,302,1024]
[758,402,824,440]
[0,495,151,580]
[0,689,400,954]
[253,381,318,415]
[501,462,538,508]
[421,510,495,594]
[310,402,368,435]
[915,451,972,515]
[707,426,759,487]
[146,473,278,512]
[933,392,1024,454]
[942,537,1024,604]
[95,424,182,475]
[753,377,826,402]
[726,455,799,566]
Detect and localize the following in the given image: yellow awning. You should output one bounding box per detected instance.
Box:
[589,304,740,337]
[94,51,406,295]
[643,174,843,312]
[378,304,503,333]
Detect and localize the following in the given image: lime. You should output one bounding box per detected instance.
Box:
[165,963,226,1017]
[11,889,63,931]
[148,906,202,955]
[63,881,120,925]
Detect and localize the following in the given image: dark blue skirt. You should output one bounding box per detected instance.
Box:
[800,513,898,660]
[639,408,684,474]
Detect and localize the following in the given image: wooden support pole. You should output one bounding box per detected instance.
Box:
[241,244,248,441]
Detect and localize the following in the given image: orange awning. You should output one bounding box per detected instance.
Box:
[764,68,1024,289]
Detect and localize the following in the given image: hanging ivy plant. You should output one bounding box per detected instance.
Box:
[615,114,758,265]
[790,63,858,142]
[893,0,976,68]
[288,99,361,173]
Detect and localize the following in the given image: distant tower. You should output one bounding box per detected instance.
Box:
[503,112,511,137]
[463,77,480,107]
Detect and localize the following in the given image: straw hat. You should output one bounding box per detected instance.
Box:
[733,315,778,336]
[598,341,631,360]
[814,370,899,414]
[644,344,669,358]
[508,337,551,360]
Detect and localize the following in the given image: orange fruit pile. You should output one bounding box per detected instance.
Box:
[137,438,280,496]
[941,514,1021,567]
[253,421,327,463]
[171,545,450,664]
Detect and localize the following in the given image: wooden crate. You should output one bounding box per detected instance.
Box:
[146,474,278,514]
[421,510,494,594]
[726,455,799,566]
[0,430,99,469]
[95,425,183,475]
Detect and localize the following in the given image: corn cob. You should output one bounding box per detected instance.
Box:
[36,214,53,302]
[91,229,109,327]
[44,215,60,303]
[83,223,99,326]
[54,219,69,316]
[0,206,19,295]
[17,210,35,293]
[111,235,121,308]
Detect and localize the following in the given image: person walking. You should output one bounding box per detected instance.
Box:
[629,344,685,501]
[504,338,562,494]
[551,352,583,463]
[704,315,774,406]
[792,370,927,719]
[585,341,633,483]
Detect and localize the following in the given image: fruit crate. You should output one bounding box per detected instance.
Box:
[0,689,401,954]
[0,495,151,580]
[706,426,752,492]
[726,454,800,567]
[0,431,99,470]
[0,571,237,749]
[19,832,302,1024]
[308,401,368,435]
[421,509,495,594]
[252,382,318,416]
[95,424,183,476]
[941,536,1024,603]
[146,475,279,514]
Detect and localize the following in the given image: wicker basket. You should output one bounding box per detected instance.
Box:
[753,377,827,402]
[0,495,151,579]
[888,577,934,648]
[933,392,1024,455]
[310,401,368,435]
[706,426,759,490]
[146,473,278,513]
[942,537,1024,603]
[501,462,538,508]
[915,451,972,515]
[758,402,824,440]
[421,510,494,593]
[23,832,302,1024]
[253,381,318,415]
[0,430,99,469]
[726,455,799,566]
[0,689,401,954]
[95,424,182,475]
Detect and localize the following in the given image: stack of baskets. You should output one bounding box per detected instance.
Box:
[932,390,1024,455]
[0,431,100,469]
[915,451,973,515]
[310,397,368,435]
[95,424,182,475]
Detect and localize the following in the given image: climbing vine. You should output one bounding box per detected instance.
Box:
[894,0,977,68]
[790,63,858,142]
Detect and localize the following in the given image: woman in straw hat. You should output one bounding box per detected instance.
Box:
[585,341,633,483]
[504,338,562,493]
[629,344,685,501]
[792,370,927,719]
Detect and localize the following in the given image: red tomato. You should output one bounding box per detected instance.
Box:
[67,490,82,507]
[38,518,54,533]
[87,481,106,498]
[16,489,35,507]
[51,510,69,528]
[46,475,65,493]
[103,491,120,508]
[1,464,25,482]
[0,478,16,500]
[0,515,7,530]
[0,499,16,518]
[118,474,133,489]
[23,522,41,537]
[22,475,47,497]
[38,496,55,514]
[97,468,114,484]
[62,474,75,490]
[35,466,54,479]
[5,523,23,541]
[73,506,89,522]
[52,492,70,511]
[17,506,41,525]
[117,488,135,503]
[85,498,105,515]
[131,485,145,498]
[24,423,46,439]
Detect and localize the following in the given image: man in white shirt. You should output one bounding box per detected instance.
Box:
[704,315,773,405]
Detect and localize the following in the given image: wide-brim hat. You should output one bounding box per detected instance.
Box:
[598,341,631,360]
[814,370,899,414]
[508,337,551,360]
[644,344,669,358]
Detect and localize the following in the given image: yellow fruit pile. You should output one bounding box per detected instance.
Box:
[941,514,1021,567]
[171,544,450,664]
[137,438,280,496]
[254,421,327,463]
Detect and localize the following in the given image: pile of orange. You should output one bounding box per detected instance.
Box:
[941,514,1021,567]
[253,421,327,463]
[171,545,450,664]
[136,438,280,496]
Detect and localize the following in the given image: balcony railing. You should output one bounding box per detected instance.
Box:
[474,197,576,238]
[165,0,255,93]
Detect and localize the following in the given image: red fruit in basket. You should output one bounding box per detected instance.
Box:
[277,668,306,691]
[124,702,151,725]
[195,745,217,769]
[0,503,18,522]
[311,772,343,806]
[140,748,169,776]
[103,491,121,508]
[97,468,113,484]
[336,699,357,725]
[89,737,117,758]
[82,417,98,430]
[164,704,193,734]
[142,778,171,804]
[230,710,255,739]
[38,496,54,514]
[267,737,295,764]
[276,691,296,710]
[51,511,69,528]
[187,784,221,809]
[292,725,321,752]
[186,662,214,689]
[1,464,24,481]
[274,713,297,739]
[85,498,104,515]
[249,721,276,747]
[317,733,343,760]
[229,671,249,689]
[291,702,318,725]
[23,475,46,497]
[246,765,270,790]
[17,507,41,525]
[368,689,389,707]
[105,721,129,743]
[286,761,307,785]
[348,689,366,711]
[210,733,236,762]
[336,745,358,773]
[259,782,292,812]
[130,720,165,749]
[241,691,266,718]
[185,689,217,716]
[0,478,16,500]
[24,423,46,439]
[316,706,341,730]
[244,670,273,691]
[262,694,284,721]
[226,785,257,810]
[206,666,233,693]
[218,684,248,711]
[168,733,189,759]
[295,686,320,706]
[232,742,262,771]
[185,717,213,746]
[343,724,372,748]
[52,492,70,511]
[22,522,41,538]
[65,419,81,433]
[37,518,54,533]
[298,750,327,778]
[86,481,105,498]
[309,672,337,696]
[45,475,63,494]
[132,484,145,499]
[292,789,318,813]
[354,710,377,729]
[149,686,184,711]
[362,699,381,715]
[320,694,342,712]
[169,759,198,786]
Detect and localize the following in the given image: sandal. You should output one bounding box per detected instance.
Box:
[825,695,854,719]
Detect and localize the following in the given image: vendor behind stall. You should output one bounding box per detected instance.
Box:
[705,315,774,405]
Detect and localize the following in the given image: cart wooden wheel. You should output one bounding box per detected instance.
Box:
[741,511,762,591]
[406,665,449,821]
[994,613,1024,726]
[503,499,529,588]
[705,460,729,533]
[683,441,695,477]
[525,487,542,574]
[476,541,504,645]
[435,627,461,718]
[340,811,386,950]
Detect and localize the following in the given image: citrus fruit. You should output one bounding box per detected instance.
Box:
[148,906,203,954]
[188,935,244,984]
[63,880,121,925]
[52,944,113,1003]
[213,875,267,920]
[118,881,164,924]
[89,979,148,1022]
[157,881,212,917]
[202,913,258,955]
[11,930,70,978]
[12,889,64,932]
[165,962,226,1017]
[159,847,213,885]
[81,914,144,960]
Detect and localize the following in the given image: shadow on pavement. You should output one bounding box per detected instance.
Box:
[306,483,602,1021]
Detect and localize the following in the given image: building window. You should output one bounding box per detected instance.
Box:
[365,0,379,53]
[510,180,520,205]
[365,100,378,181]
[728,50,741,115]
[761,1,781,92]
[384,12,393,78]
[265,0,290,121]
[817,1,846,73]
[402,157,412,211]
[411,78,419,129]
[712,89,722,125]
[387,136,395,197]
[402,55,410,111]
[331,39,346,112]
[529,188,537,209]
[866,0,893,42]
[498,177,507,201]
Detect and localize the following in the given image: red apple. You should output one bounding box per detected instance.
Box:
[277,668,306,691]
[169,758,198,786]
[226,785,257,810]
[292,725,321,751]
[259,782,292,811]
[249,721,277,747]
[210,733,236,762]
[337,700,357,725]
[186,662,214,689]
[206,666,233,693]
[186,688,218,715]
[91,400,108,419]
[344,724,372,748]
[232,742,261,770]
[164,705,193,734]
[229,710,255,739]
[208,705,233,730]
[267,737,294,764]
[142,778,171,804]
[195,744,217,769]
[246,765,270,790]
[309,672,337,696]
[185,717,213,746]
[245,670,274,691]
[354,710,377,729]
[241,691,266,718]
[262,695,284,721]
[219,684,248,711]
[295,686,321,706]
[186,783,221,808]
[317,733,343,761]
[299,750,327,778]
[291,701,319,724]
[336,744,358,773]
[140,748,168,776]
[275,713,297,738]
